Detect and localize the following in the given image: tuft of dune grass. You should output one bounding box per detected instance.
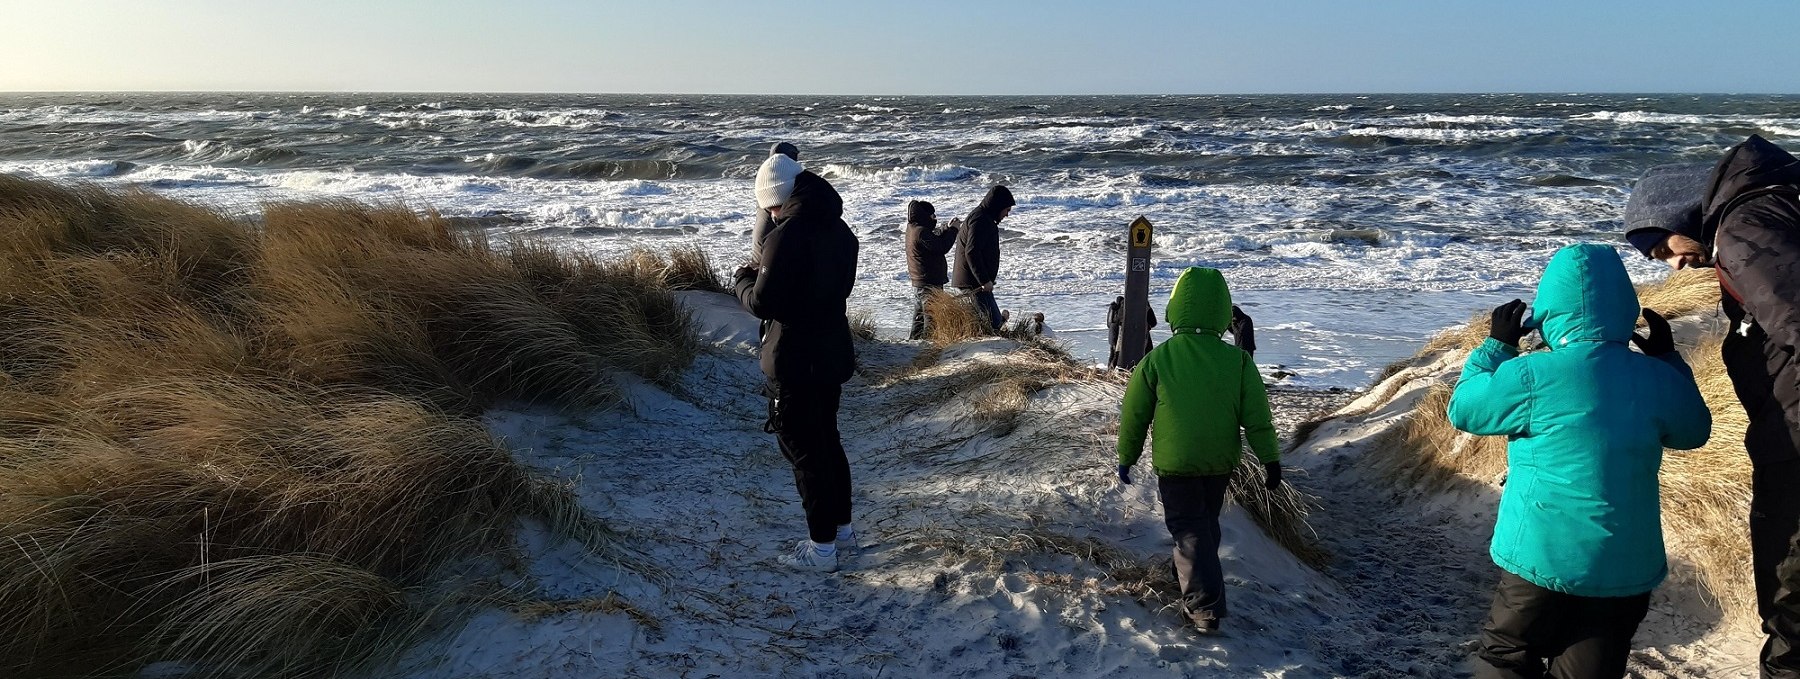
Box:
[1370,267,1758,628]
[848,308,880,341]
[0,175,698,678]
[922,289,993,346]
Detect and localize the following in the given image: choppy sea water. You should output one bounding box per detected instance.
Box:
[4,93,1797,388]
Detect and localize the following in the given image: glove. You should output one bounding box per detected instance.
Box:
[1263,461,1283,491]
[1488,299,1528,347]
[733,265,757,282]
[1631,308,1674,357]
[1230,305,1257,356]
[1117,464,1133,485]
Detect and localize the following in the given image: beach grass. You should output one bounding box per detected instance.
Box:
[0,175,698,678]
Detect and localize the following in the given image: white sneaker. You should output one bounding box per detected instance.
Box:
[777,539,839,572]
[835,524,856,544]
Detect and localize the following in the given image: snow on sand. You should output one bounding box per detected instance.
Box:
[382,293,1755,678]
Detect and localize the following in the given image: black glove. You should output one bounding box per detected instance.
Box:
[1488,299,1528,347]
[733,265,757,282]
[1230,305,1257,356]
[1117,464,1133,485]
[1631,308,1674,357]
[1263,461,1282,490]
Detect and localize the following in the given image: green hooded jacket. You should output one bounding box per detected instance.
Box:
[1447,243,1712,597]
[1118,268,1278,477]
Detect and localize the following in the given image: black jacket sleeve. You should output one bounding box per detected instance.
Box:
[735,222,804,322]
[969,216,1000,285]
[926,223,959,257]
[1718,195,1800,356]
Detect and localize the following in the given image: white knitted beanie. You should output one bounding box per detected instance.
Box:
[755,154,804,209]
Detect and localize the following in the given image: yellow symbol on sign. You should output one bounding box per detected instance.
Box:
[1130,217,1153,248]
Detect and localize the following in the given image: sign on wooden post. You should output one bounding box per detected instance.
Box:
[1118,216,1153,370]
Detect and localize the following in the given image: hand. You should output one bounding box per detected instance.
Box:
[1631,308,1675,357]
[1263,461,1283,491]
[733,265,757,281]
[1488,299,1528,347]
[1230,305,1257,356]
[1117,464,1132,485]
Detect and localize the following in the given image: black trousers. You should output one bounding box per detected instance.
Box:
[908,285,940,340]
[1755,460,1800,623]
[1158,474,1232,622]
[1474,572,1651,679]
[769,381,851,544]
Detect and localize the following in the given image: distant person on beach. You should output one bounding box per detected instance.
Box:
[951,185,1015,331]
[903,199,959,340]
[1448,244,1711,678]
[1620,136,1800,676]
[734,152,860,572]
[749,142,800,269]
[1115,267,1280,634]
[1106,296,1157,369]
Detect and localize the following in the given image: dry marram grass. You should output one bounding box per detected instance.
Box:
[0,175,700,678]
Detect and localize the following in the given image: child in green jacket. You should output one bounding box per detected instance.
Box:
[1117,267,1279,633]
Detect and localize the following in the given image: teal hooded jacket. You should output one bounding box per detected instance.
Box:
[1447,243,1712,597]
[1118,267,1278,477]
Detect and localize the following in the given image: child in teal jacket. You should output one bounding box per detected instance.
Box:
[1448,243,1711,678]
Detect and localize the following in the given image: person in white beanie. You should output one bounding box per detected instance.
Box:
[749,142,800,268]
[735,155,861,572]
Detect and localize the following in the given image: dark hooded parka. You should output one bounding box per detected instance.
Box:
[1700,135,1800,469]
[905,199,958,287]
[951,185,1015,290]
[734,171,860,385]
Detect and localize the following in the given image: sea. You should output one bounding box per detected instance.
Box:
[3,93,1797,389]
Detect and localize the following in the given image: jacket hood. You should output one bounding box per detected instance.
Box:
[1623,163,1710,258]
[780,171,843,224]
[1701,134,1800,243]
[905,199,936,226]
[977,185,1015,215]
[1165,267,1232,334]
[1532,244,1640,348]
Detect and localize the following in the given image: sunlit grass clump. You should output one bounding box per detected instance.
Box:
[0,175,709,678]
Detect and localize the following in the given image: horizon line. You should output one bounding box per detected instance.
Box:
[4,89,1799,98]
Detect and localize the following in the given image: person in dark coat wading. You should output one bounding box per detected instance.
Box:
[1623,136,1800,677]
[734,153,860,572]
[904,199,958,340]
[952,185,1015,331]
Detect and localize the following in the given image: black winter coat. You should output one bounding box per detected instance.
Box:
[952,186,1014,289]
[1701,135,1800,465]
[734,171,860,385]
[906,215,958,287]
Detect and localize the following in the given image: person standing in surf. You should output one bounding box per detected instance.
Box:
[1448,244,1711,678]
[903,199,958,340]
[951,185,1014,331]
[1115,267,1281,634]
[734,153,861,572]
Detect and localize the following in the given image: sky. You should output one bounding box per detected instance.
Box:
[1,0,1795,95]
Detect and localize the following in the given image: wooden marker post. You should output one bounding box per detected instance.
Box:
[1118,216,1154,370]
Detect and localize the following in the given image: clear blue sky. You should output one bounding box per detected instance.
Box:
[2,0,1793,94]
